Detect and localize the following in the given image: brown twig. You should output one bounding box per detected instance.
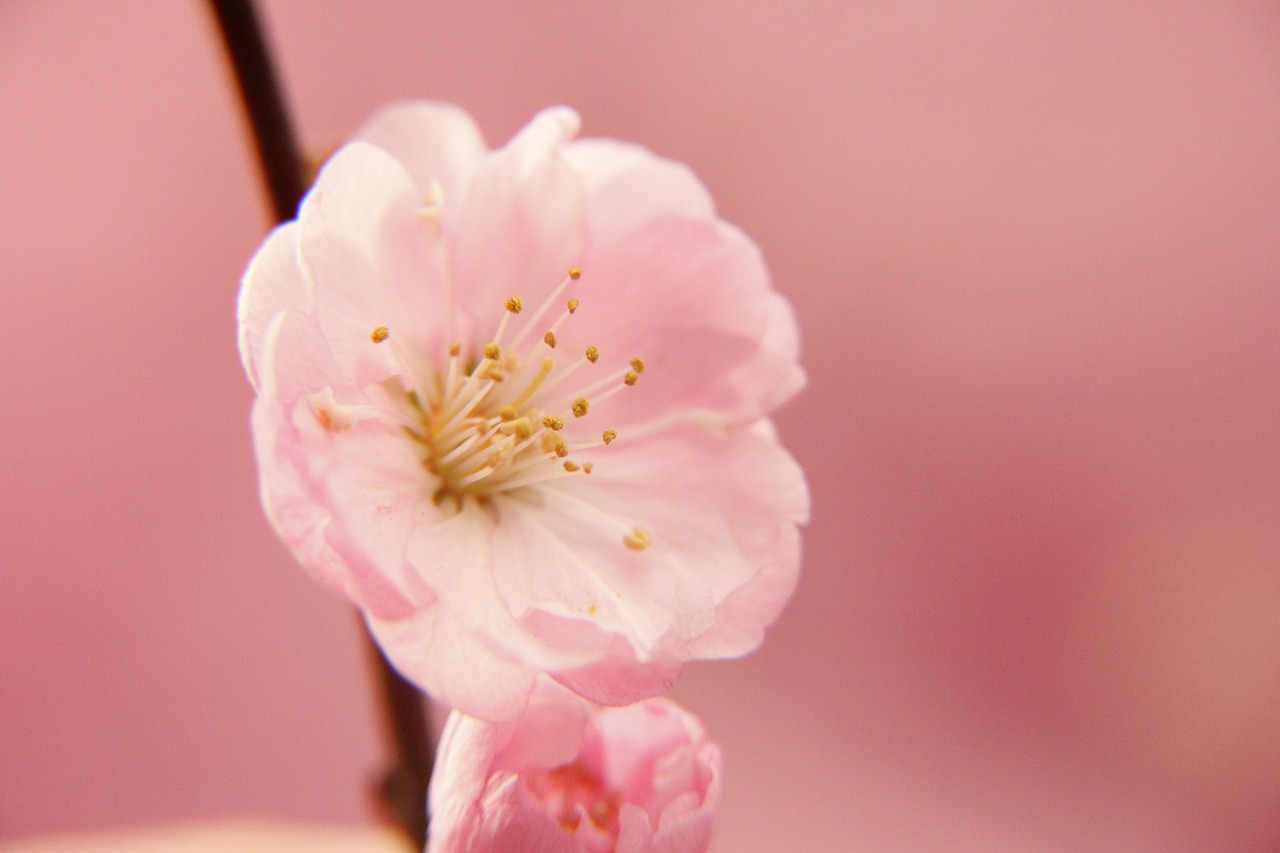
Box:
[206,0,432,845]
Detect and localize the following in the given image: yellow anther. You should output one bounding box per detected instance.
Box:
[569,267,582,280]
[544,331,557,348]
[623,526,653,551]
[449,342,461,356]
[554,440,568,458]
[572,398,589,418]
[542,415,564,431]
[370,326,390,343]
[582,462,593,474]
[505,296,524,314]
[585,346,599,363]
[498,405,518,421]
[567,298,580,314]
[630,357,645,373]
[602,429,617,445]
[541,432,561,453]
[514,419,533,440]
[483,342,501,360]
[563,461,580,472]
[624,371,639,386]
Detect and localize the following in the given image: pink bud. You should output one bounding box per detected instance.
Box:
[428,680,722,853]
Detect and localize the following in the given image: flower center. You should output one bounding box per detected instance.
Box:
[336,268,646,515]
[524,760,621,836]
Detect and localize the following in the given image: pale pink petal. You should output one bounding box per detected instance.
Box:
[596,700,697,808]
[429,712,510,823]
[614,804,655,853]
[257,310,441,612]
[470,777,579,853]
[493,682,589,771]
[489,492,716,656]
[561,138,714,242]
[523,423,807,660]
[449,107,587,323]
[401,503,606,676]
[355,101,489,222]
[297,143,449,389]
[252,392,417,619]
[367,605,536,722]
[254,312,419,616]
[551,646,684,709]
[533,215,804,431]
[237,220,308,390]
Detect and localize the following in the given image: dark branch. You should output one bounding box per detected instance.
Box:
[207,0,306,221]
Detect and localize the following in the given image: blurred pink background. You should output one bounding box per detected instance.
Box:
[3,1,1279,850]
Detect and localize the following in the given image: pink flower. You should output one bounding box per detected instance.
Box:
[238,102,808,720]
[427,680,721,853]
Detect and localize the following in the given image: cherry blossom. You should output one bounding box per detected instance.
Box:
[427,679,721,853]
[238,102,807,719]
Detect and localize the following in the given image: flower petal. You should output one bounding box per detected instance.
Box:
[551,645,684,708]
[368,604,536,722]
[538,214,804,431]
[237,221,309,391]
[562,138,715,242]
[355,100,489,224]
[254,312,419,617]
[489,490,715,657]
[298,142,450,390]
[449,107,587,327]
[523,421,806,662]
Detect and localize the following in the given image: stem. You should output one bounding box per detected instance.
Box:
[206,0,305,223]
[206,1,432,846]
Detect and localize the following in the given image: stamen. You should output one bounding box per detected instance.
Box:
[499,416,534,440]
[436,428,489,466]
[564,365,637,403]
[366,326,427,401]
[508,357,554,410]
[437,380,494,429]
[506,269,580,351]
[454,465,497,488]
[351,261,652,507]
[623,526,652,551]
